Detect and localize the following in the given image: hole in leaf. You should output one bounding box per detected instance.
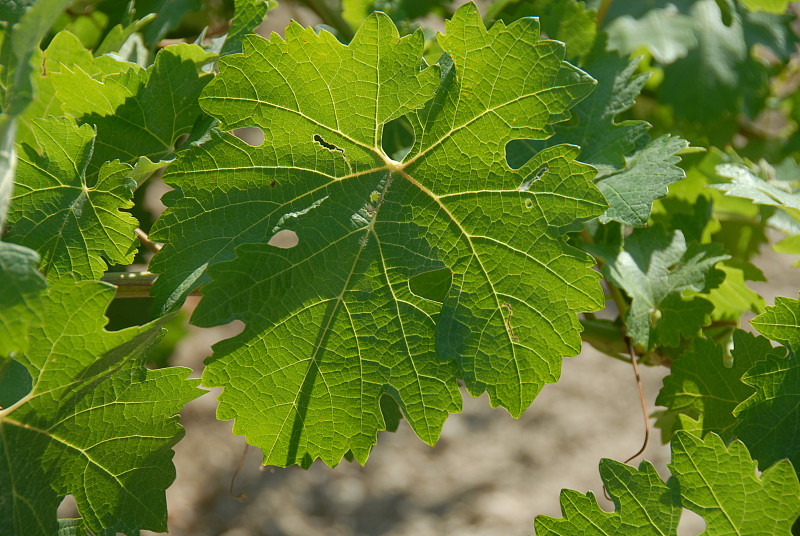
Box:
[381,115,414,162]
[524,198,534,209]
[519,165,548,191]
[313,134,343,152]
[268,229,299,249]
[0,358,32,407]
[380,393,403,432]
[505,139,539,169]
[677,507,706,535]
[233,127,264,147]
[57,495,79,518]
[409,267,453,303]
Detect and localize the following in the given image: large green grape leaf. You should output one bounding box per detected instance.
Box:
[734,295,800,471]
[51,43,215,180]
[591,225,728,349]
[0,276,203,536]
[656,330,781,439]
[6,116,138,279]
[152,3,606,466]
[535,432,800,535]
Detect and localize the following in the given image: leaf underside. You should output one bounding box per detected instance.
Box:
[151,3,607,467]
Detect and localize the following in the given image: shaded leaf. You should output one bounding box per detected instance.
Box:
[152,4,606,467]
[591,226,728,348]
[0,277,203,536]
[6,116,138,279]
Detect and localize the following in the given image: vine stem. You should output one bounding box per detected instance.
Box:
[603,336,650,502]
[135,228,162,253]
[596,0,613,26]
[622,336,650,465]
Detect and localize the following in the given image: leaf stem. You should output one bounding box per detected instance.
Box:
[622,336,650,465]
[135,228,162,253]
[596,0,613,26]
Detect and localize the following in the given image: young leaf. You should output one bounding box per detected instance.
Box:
[595,134,690,226]
[152,3,606,466]
[51,43,215,180]
[734,295,800,471]
[0,277,203,536]
[591,226,729,349]
[714,163,800,226]
[536,432,800,535]
[6,116,137,279]
[17,30,129,150]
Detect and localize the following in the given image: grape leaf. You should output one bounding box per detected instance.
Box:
[0,241,45,355]
[656,331,781,439]
[17,30,130,150]
[534,459,681,535]
[536,432,800,535]
[508,53,650,175]
[51,43,215,180]
[152,3,606,466]
[671,432,800,535]
[220,0,273,56]
[591,226,728,348]
[605,5,697,64]
[486,0,598,61]
[734,295,800,470]
[658,0,797,133]
[0,277,203,536]
[713,163,800,225]
[596,135,689,226]
[0,0,72,229]
[703,260,765,321]
[6,116,138,279]
[506,52,688,227]
[742,0,789,14]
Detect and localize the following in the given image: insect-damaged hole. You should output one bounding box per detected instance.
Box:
[381,115,414,161]
[314,134,344,153]
[233,127,265,147]
[518,165,548,191]
[268,229,299,249]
